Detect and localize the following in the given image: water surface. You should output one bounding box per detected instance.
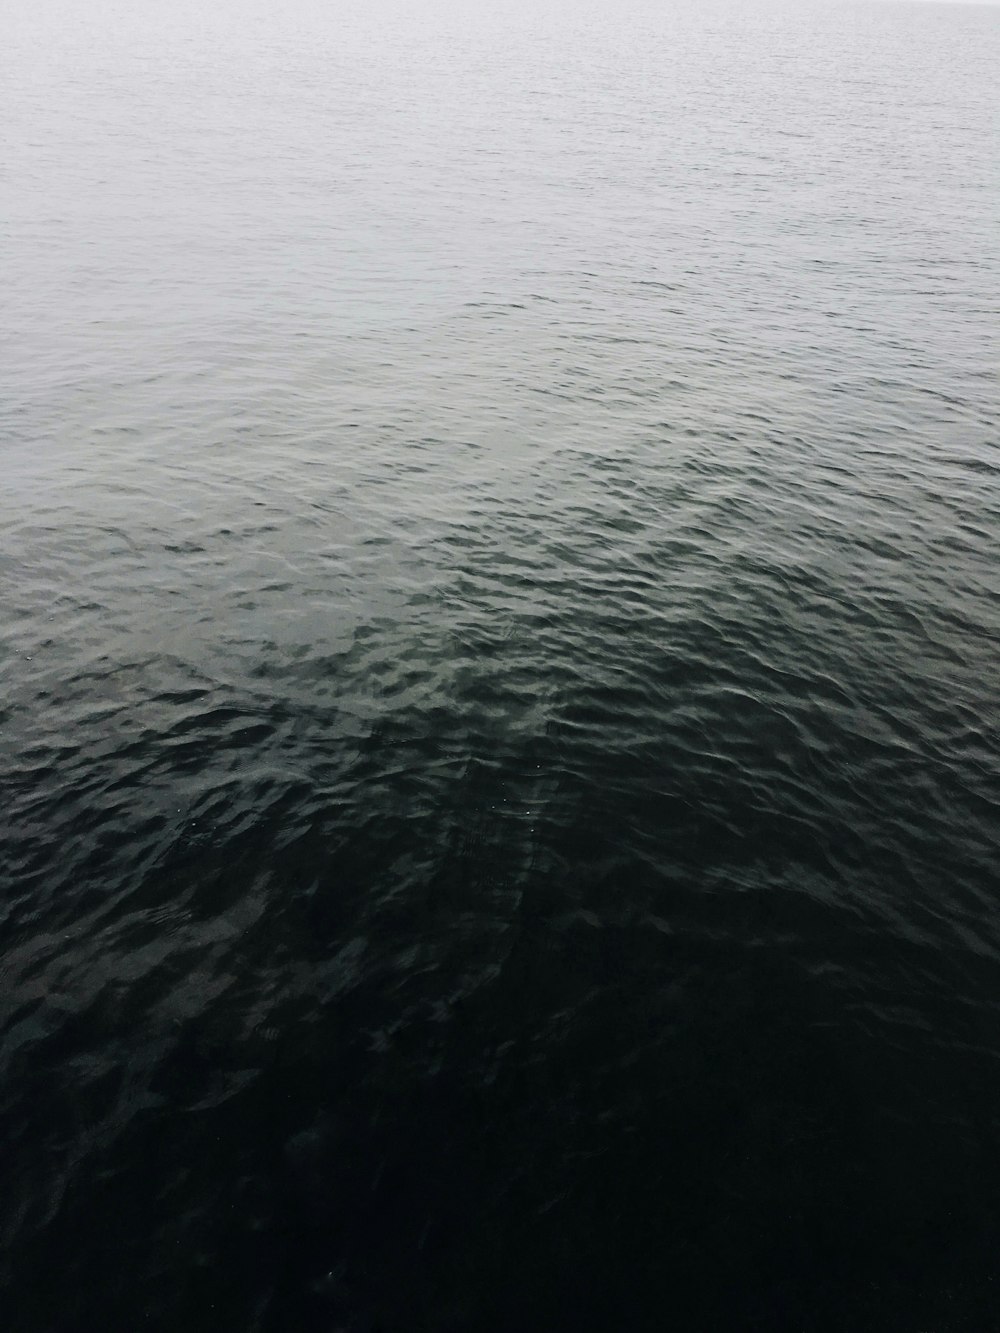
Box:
[2,1,999,1328]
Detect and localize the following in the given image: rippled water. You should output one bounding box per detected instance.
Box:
[3,0,1000,1328]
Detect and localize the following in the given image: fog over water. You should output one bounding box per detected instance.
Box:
[2,1,999,1329]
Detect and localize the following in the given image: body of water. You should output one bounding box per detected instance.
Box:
[2,0,999,1328]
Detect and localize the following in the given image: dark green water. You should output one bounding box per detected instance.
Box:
[3,0,999,1328]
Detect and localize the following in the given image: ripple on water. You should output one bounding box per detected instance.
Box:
[3,0,1000,1328]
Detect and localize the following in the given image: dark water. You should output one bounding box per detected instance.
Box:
[3,0,1000,1328]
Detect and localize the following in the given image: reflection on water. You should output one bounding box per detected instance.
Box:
[2,0,999,1328]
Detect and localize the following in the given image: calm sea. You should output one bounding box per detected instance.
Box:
[2,0,999,1328]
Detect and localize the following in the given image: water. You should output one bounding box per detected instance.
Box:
[3,0,999,1327]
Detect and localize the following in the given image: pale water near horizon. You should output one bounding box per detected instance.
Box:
[2,1,999,1329]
